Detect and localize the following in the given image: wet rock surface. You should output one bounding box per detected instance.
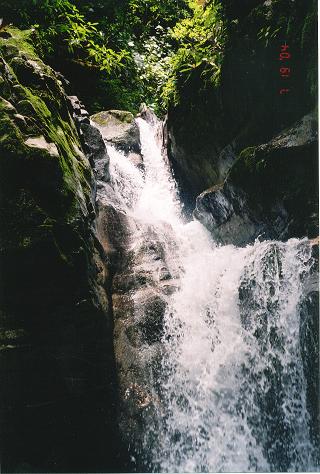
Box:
[90,109,180,470]
[112,227,178,471]
[68,95,110,182]
[91,109,141,155]
[97,199,178,470]
[194,112,318,246]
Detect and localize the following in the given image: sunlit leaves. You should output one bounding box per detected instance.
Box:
[10,0,227,113]
[30,1,129,75]
[161,0,226,107]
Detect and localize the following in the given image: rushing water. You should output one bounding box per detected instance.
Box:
[101,118,318,472]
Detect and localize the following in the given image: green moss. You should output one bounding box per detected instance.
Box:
[46,119,92,215]
[228,146,255,183]
[0,27,37,59]
[112,110,134,123]
[0,26,93,231]
[0,328,26,341]
[3,56,91,219]
[0,97,14,113]
[239,146,256,162]
[229,146,268,183]
[23,89,52,121]
[91,110,134,126]
[0,116,24,153]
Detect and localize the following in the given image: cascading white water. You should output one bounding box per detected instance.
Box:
[103,118,318,472]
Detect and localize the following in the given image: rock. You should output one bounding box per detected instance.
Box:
[310,236,319,247]
[80,122,110,181]
[0,97,16,110]
[128,152,143,170]
[194,182,266,246]
[0,27,123,473]
[13,112,26,124]
[109,217,179,469]
[194,112,318,245]
[66,95,110,182]
[0,31,12,39]
[54,70,71,90]
[138,103,158,126]
[10,55,48,88]
[0,43,19,58]
[25,135,59,157]
[91,109,141,154]
[68,95,81,110]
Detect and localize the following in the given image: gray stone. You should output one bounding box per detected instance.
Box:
[80,123,110,181]
[194,111,318,245]
[91,110,141,154]
[25,135,59,157]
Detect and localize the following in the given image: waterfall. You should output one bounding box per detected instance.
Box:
[101,118,318,472]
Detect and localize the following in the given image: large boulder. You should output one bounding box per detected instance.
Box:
[194,112,318,246]
[91,109,141,155]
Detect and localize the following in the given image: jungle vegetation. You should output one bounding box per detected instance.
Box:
[0,0,317,115]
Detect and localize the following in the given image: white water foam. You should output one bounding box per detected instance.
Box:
[103,118,318,472]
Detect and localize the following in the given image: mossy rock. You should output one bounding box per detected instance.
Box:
[227,112,318,238]
[0,26,98,316]
[0,28,37,59]
[91,109,134,126]
[0,27,94,218]
[0,26,122,474]
[91,109,141,154]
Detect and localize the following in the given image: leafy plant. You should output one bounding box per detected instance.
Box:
[32,1,130,73]
[161,0,226,107]
[2,0,227,113]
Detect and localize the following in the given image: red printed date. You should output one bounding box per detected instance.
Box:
[279,43,291,94]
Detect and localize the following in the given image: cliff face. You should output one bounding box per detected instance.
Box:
[0,28,123,472]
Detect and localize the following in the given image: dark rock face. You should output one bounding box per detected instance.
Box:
[138,103,158,127]
[0,28,123,472]
[80,123,110,181]
[194,183,263,246]
[111,222,179,471]
[194,112,318,246]
[68,95,110,182]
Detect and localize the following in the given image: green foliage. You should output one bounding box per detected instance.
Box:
[126,0,189,37]
[1,0,316,114]
[256,0,317,50]
[30,1,130,74]
[2,0,227,113]
[161,0,226,107]
[130,27,174,114]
